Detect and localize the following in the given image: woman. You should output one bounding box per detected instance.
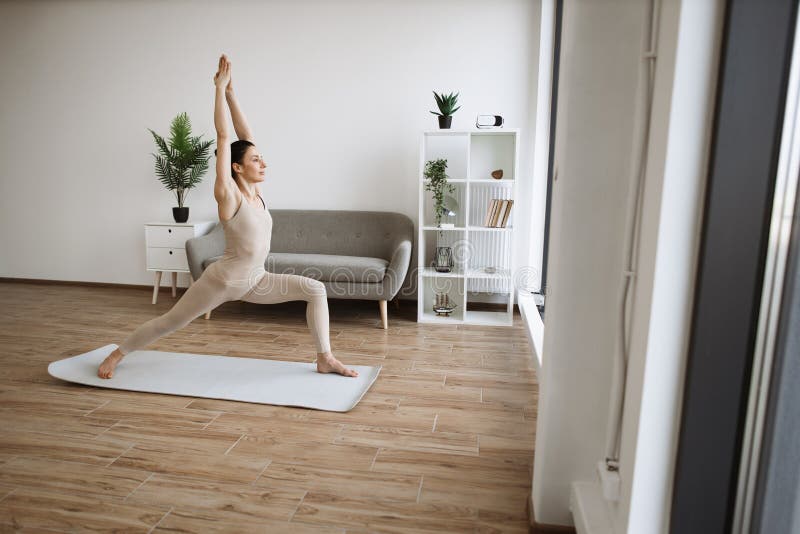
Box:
[98,54,358,379]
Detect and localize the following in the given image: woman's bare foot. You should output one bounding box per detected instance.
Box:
[316,352,359,377]
[98,348,125,379]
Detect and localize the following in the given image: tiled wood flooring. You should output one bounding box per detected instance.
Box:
[0,282,537,533]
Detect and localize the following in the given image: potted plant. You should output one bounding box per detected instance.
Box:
[424,158,456,272]
[430,91,461,129]
[424,158,456,228]
[149,112,215,223]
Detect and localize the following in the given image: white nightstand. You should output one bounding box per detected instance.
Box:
[145,221,216,304]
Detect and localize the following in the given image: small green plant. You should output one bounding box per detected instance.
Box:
[430,91,461,117]
[424,159,455,236]
[149,112,215,207]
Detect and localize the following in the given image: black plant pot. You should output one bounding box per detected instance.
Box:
[173,207,189,223]
[438,115,453,129]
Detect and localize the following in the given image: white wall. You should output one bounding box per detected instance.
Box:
[0,0,544,297]
[531,0,723,530]
[614,1,723,531]
[532,0,644,524]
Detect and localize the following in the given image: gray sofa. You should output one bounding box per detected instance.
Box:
[185,209,414,329]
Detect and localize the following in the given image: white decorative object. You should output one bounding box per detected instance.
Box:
[439,194,460,228]
[476,114,504,128]
[144,220,216,304]
[417,128,519,326]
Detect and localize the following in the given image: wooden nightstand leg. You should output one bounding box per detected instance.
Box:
[379,300,388,330]
[171,272,177,298]
[152,271,162,304]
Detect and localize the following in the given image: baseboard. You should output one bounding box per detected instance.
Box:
[0,278,523,316]
[0,276,171,292]
[0,278,391,298]
[528,492,577,534]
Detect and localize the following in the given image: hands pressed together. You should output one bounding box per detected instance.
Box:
[214,54,233,93]
[213,53,254,142]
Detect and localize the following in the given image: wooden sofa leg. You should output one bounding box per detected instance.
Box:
[205,309,212,320]
[379,300,388,330]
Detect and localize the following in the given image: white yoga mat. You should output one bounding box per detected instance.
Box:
[48,344,381,412]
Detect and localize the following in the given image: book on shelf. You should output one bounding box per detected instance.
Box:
[482,199,515,228]
[496,201,509,227]
[484,199,498,227]
[500,199,514,227]
[483,199,494,227]
[490,199,502,227]
[491,201,502,227]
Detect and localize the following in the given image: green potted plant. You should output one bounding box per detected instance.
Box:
[148,112,215,223]
[430,91,461,129]
[424,158,456,272]
[424,158,456,228]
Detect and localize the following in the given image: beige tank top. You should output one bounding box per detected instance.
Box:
[205,192,273,288]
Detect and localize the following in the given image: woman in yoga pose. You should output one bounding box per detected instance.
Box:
[98,55,358,379]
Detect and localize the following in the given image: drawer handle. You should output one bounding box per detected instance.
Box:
[168,229,172,233]
[169,251,173,255]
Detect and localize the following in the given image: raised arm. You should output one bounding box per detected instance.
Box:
[220,55,255,142]
[226,88,254,143]
[213,56,234,199]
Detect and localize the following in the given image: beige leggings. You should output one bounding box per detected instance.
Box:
[118,271,331,356]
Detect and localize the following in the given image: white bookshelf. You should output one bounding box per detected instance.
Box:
[417,128,519,326]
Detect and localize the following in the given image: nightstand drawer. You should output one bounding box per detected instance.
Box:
[146,247,188,271]
[145,226,196,248]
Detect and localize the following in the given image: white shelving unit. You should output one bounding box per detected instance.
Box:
[417,128,519,326]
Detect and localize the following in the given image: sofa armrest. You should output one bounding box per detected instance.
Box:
[382,238,412,299]
[185,224,224,281]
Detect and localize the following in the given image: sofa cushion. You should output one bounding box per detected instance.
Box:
[203,253,388,283]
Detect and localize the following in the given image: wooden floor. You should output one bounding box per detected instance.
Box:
[0,282,537,533]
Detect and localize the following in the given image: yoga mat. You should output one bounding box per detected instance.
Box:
[48,344,381,412]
